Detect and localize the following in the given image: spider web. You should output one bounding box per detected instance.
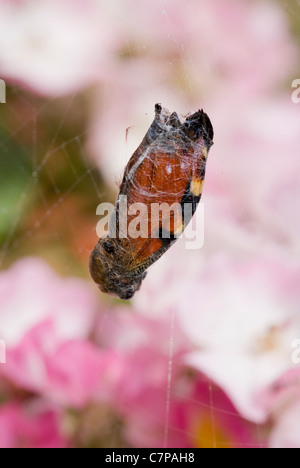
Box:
[1,0,297,449]
[0,88,104,273]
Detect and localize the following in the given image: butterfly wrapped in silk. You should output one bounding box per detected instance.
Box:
[90,104,214,300]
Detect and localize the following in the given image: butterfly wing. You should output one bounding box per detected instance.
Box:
[116,106,213,272]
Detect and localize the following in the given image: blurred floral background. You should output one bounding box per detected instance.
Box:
[0,0,299,448]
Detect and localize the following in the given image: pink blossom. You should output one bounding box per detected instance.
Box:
[261,368,300,420]
[0,257,98,347]
[95,309,193,447]
[121,371,263,448]
[114,0,296,98]
[87,0,297,184]
[176,254,300,423]
[0,402,67,448]
[2,321,118,407]
[269,393,300,448]
[0,0,120,96]
[95,310,262,448]
[0,0,298,449]
[0,258,113,407]
[205,95,300,255]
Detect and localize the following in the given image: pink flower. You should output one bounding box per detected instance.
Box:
[115,0,296,98]
[0,258,114,407]
[120,372,263,448]
[2,321,118,407]
[0,402,67,448]
[260,367,300,414]
[95,310,262,448]
[176,254,300,423]
[87,0,297,184]
[269,390,300,448]
[205,96,300,255]
[0,0,120,96]
[168,1,294,93]
[0,257,97,347]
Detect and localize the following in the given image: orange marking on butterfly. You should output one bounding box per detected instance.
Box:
[90,104,214,300]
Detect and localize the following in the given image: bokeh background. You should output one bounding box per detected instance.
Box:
[0,0,299,448]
